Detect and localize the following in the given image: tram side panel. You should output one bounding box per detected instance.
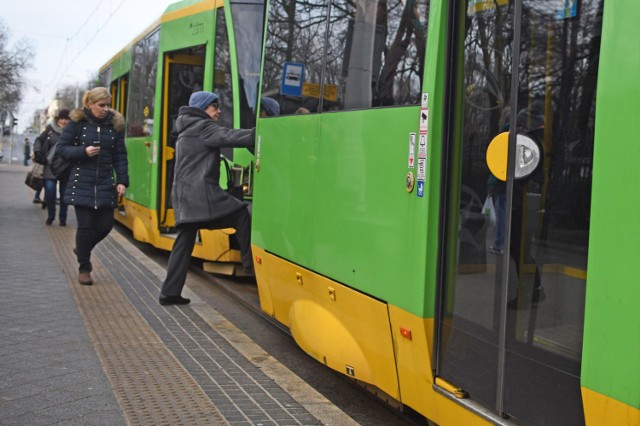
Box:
[251,0,459,423]
[581,0,640,423]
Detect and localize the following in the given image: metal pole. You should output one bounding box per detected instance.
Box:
[9,123,14,165]
[495,0,523,416]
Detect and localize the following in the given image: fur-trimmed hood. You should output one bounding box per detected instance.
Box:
[70,107,125,133]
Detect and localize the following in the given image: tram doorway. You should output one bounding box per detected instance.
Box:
[435,0,603,424]
[159,47,205,231]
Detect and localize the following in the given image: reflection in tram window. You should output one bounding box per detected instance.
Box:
[438,0,604,423]
[127,29,159,138]
[262,0,429,115]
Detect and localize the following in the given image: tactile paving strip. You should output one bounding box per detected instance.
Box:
[97,237,322,426]
[46,225,228,425]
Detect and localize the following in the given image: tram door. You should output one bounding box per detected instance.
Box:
[159,48,205,231]
[436,0,603,424]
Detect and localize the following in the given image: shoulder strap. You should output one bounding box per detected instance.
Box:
[73,121,83,144]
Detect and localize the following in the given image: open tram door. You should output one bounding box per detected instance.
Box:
[435,0,603,424]
[159,48,205,232]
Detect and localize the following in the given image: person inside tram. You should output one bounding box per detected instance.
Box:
[487,107,511,255]
[507,101,546,309]
[487,101,547,310]
[260,97,280,117]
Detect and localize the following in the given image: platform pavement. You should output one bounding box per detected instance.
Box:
[0,162,358,425]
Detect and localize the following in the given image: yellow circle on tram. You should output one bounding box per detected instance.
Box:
[486,131,509,181]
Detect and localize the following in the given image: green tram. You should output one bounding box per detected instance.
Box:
[99,0,264,274]
[252,0,639,424]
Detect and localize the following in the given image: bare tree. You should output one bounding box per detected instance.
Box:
[0,19,34,114]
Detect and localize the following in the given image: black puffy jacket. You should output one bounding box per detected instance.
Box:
[58,108,129,209]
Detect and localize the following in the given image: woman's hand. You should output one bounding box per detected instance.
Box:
[85,146,101,157]
[116,184,126,197]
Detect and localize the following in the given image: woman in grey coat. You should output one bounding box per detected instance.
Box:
[33,109,71,226]
[160,91,255,305]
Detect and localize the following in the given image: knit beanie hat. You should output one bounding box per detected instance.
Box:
[56,109,71,120]
[189,91,219,110]
[260,97,280,117]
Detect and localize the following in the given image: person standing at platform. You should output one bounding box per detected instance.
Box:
[23,138,31,166]
[31,137,43,204]
[57,88,128,286]
[159,91,255,305]
[34,109,71,226]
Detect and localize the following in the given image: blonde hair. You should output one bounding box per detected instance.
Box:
[82,87,111,108]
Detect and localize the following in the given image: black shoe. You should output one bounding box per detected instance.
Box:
[33,198,41,204]
[73,247,77,255]
[507,298,519,309]
[45,218,53,225]
[60,220,66,226]
[159,294,191,305]
[41,202,47,210]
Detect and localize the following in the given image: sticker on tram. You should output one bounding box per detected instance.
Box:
[417,181,425,198]
[417,158,426,181]
[419,108,429,131]
[418,133,427,158]
[408,132,416,168]
[421,92,429,109]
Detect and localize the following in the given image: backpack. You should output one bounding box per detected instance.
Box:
[46,124,81,179]
[46,142,70,179]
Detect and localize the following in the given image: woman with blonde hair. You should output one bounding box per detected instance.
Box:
[57,87,129,285]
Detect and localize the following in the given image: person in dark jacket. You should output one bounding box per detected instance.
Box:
[33,109,71,226]
[57,87,129,286]
[159,91,255,305]
[23,138,31,166]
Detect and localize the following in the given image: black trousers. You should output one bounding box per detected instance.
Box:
[74,206,114,273]
[161,207,252,297]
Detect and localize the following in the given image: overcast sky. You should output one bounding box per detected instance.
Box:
[3,0,176,132]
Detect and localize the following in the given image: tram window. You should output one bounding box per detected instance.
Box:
[214,9,233,130]
[228,1,264,128]
[110,82,118,109]
[127,28,159,137]
[100,67,112,89]
[326,0,429,111]
[262,0,328,116]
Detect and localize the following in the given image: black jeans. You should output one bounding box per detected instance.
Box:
[74,206,114,273]
[161,207,252,297]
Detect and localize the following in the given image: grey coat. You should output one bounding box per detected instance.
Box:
[33,122,67,181]
[172,106,255,225]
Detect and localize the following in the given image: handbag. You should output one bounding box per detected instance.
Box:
[25,163,44,191]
